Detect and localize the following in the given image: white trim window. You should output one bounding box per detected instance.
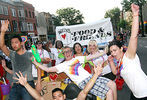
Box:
[11,8,16,17]
[18,9,25,17]
[27,23,34,31]
[0,5,3,14]
[3,6,8,15]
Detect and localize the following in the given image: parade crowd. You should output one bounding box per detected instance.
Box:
[0,4,147,100]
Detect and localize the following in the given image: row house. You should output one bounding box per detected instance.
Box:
[0,0,38,43]
[42,12,56,42]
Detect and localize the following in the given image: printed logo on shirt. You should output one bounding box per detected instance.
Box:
[69,59,81,76]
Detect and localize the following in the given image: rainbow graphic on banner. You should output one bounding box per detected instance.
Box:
[69,59,81,75]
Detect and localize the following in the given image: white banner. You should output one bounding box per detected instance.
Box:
[56,18,114,47]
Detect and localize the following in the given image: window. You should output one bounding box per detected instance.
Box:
[0,5,3,14]
[25,10,28,17]
[27,23,33,31]
[18,10,25,17]
[29,11,31,18]
[12,20,18,32]
[3,6,8,15]
[34,23,36,30]
[32,12,34,18]
[19,21,27,31]
[11,8,16,17]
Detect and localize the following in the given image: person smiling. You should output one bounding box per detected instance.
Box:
[108,3,147,100]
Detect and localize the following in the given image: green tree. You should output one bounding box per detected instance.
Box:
[52,16,64,26]
[55,7,84,26]
[104,7,121,32]
[118,19,130,30]
[121,0,147,37]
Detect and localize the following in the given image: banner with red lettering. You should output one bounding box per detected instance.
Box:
[56,18,113,47]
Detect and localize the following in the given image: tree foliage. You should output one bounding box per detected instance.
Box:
[104,7,121,32]
[121,0,147,37]
[118,19,129,29]
[54,7,84,26]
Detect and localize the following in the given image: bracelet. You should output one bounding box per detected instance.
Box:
[133,14,139,17]
[90,78,95,83]
[36,63,41,67]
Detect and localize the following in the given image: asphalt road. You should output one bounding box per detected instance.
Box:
[117,37,147,100]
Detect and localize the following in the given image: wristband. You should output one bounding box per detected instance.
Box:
[36,63,41,67]
[133,14,139,17]
[90,78,95,83]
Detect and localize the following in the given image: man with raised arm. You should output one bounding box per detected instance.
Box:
[33,46,117,100]
[14,61,104,100]
[0,20,36,100]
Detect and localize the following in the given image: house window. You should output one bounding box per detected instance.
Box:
[32,12,34,18]
[18,10,24,17]
[27,23,33,31]
[34,23,36,30]
[12,20,18,32]
[29,11,31,18]
[0,5,3,14]
[25,10,28,17]
[3,6,8,15]
[11,8,16,17]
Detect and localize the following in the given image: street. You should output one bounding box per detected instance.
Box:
[117,37,147,100]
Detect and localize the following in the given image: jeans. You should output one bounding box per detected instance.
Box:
[9,81,35,100]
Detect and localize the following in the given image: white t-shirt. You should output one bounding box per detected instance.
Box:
[55,56,91,85]
[31,49,50,77]
[50,48,64,65]
[121,54,147,98]
[89,51,112,75]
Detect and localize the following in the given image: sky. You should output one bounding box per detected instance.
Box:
[22,0,123,23]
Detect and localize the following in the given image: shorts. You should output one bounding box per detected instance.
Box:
[78,75,110,100]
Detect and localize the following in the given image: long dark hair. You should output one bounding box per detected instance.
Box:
[55,40,63,49]
[108,40,122,49]
[73,42,83,54]
[108,40,126,55]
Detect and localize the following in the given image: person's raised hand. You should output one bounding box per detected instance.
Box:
[13,71,27,86]
[94,61,103,76]
[108,55,114,62]
[1,20,9,33]
[131,3,139,16]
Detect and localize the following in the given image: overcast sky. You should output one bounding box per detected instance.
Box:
[23,0,122,23]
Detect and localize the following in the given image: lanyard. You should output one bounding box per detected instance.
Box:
[116,54,124,76]
[57,49,62,54]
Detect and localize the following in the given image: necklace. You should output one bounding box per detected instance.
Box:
[116,53,124,76]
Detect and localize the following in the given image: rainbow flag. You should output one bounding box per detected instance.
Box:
[144,21,147,26]
[69,59,81,75]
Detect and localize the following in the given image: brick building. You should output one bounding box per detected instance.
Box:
[0,0,38,43]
